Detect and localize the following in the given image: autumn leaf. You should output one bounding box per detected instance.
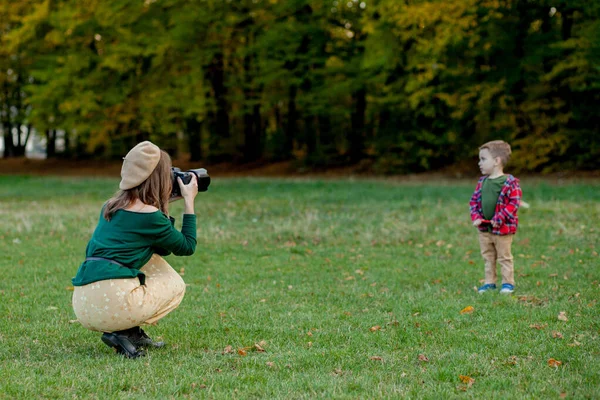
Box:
[548,358,562,367]
[238,348,248,356]
[567,340,581,347]
[369,356,383,361]
[558,311,568,321]
[266,361,275,368]
[65,286,74,291]
[552,331,564,339]
[179,267,185,276]
[254,343,266,352]
[370,325,381,332]
[460,306,475,314]
[418,354,429,362]
[459,375,475,387]
[529,323,547,330]
[222,345,234,354]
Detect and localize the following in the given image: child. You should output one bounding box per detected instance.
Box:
[469,140,522,294]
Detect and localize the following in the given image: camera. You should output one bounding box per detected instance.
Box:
[171,168,211,198]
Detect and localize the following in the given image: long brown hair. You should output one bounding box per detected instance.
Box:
[103,150,172,221]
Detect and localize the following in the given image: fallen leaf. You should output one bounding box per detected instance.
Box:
[460,306,475,314]
[254,343,266,352]
[222,345,234,354]
[567,340,581,347]
[68,319,80,324]
[369,356,383,361]
[459,375,475,387]
[418,354,429,362]
[548,358,562,367]
[552,331,564,339]
[558,311,568,321]
[266,361,275,368]
[238,348,247,356]
[65,286,74,291]
[179,267,185,276]
[529,323,547,330]
[370,326,381,332]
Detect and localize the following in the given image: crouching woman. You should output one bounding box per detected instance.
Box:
[71,141,198,358]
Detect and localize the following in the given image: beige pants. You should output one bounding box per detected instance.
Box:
[72,254,186,332]
[478,231,515,286]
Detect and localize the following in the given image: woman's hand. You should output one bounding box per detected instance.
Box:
[177,176,198,214]
[473,219,482,227]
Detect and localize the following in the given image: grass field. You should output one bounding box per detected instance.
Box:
[0,175,598,399]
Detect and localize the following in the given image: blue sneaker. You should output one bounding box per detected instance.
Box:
[500,283,515,294]
[478,283,497,293]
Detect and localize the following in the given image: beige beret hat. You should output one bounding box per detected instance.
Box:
[119,141,161,190]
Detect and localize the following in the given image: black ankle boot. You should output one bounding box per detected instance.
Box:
[117,327,165,348]
[101,332,145,359]
[133,327,166,348]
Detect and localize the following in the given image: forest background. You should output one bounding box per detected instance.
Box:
[1,0,599,174]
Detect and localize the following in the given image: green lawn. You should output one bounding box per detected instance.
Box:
[0,175,598,399]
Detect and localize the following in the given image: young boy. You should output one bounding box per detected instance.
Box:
[469,140,522,294]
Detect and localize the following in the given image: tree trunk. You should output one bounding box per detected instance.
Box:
[2,124,15,158]
[242,42,262,163]
[186,117,203,162]
[284,85,297,158]
[46,129,56,158]
[349,87,366,163]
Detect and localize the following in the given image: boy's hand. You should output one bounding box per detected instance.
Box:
[473,219,483,227]
[491,220,500,228]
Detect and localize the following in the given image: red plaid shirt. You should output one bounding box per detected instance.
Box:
[469,174,522,235]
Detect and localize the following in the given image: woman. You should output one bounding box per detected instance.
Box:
[72,141,199,358]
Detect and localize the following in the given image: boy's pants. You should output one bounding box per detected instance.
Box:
[478,231,515,286]
[72,254,186,332]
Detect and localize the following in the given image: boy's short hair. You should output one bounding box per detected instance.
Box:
[480,140,511,166]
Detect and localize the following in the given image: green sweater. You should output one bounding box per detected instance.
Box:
[72,208,197,286]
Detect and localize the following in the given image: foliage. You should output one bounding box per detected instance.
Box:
[1,0,598,171]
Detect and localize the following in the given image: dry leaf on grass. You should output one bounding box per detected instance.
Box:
[222,345,234,354]
[460,306,475,314]
[459,375,475,387]
[548,358,562,367]
[369,356,383,361]
[370,325,381,332]
[530,323,548,330]
[418,354,429,362]
[552,331,564,339]
[238,348,248,356]
[266,361,275,368]
[567,340,581,347]
[558,311,568,321]
[254,342,266,352]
